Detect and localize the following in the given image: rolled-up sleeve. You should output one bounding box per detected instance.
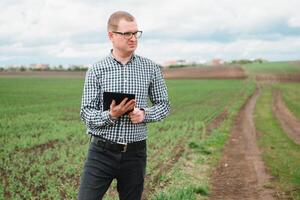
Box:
[80,67,116,129]
[143,65,170,123]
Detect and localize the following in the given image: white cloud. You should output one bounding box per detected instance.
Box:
[1,0,300,65]
[135,0,300,36]
[288,17,300,28]
[0,0,107,40]
[138,35,300,63]
[50,41,111,58]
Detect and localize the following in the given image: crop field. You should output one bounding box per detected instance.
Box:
[243,61,300,74]
[274,83,300,119]
[0,77,254,199]
[1,60,300,200]
[254,83,300,199]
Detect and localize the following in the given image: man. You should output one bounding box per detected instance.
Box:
[78,11,170,200]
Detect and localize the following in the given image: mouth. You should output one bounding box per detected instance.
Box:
[128,43,137,48]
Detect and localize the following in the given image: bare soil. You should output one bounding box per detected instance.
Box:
[163,66,247,79]
[272,89,300,145]
[206,109,228,134]
[256,74,300,82]
[23,139,60,154]
[142,110,229,199]
[0,66,247,79]
[3,68,300,82]
[289,60,300,67]
[0,71,86,77]
[209,90,275,200]
[142,136,186,199]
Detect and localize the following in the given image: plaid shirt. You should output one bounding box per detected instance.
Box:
[80,52,170,143]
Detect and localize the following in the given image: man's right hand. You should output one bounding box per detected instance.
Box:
[109,98,136,119]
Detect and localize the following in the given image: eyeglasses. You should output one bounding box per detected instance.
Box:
[112,31,143,39]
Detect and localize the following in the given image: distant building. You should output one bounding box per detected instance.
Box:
[209,58,224,66]
[163,59,188,67]
[162,60,177,67]
[30,64,49,70]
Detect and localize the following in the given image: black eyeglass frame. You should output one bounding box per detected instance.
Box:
[112,31,143,39]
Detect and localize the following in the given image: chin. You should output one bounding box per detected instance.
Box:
[128,47,137,52]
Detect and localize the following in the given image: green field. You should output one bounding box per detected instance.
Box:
[254,84,300,199]
[243,61,300,74]
[244,61,300,197]
[0,78,255,199]
[274,83,300,119]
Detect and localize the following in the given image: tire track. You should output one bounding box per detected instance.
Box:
[209,89,274,200]
[272,89,300,145]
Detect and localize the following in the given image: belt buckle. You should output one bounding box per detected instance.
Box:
[122,144,127,152]
[118,142,128,152]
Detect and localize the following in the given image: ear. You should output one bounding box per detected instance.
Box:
[108,31,113,41]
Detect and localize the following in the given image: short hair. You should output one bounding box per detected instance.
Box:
[107,11,135,31]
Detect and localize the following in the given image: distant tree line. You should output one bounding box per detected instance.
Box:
[0,65,88,72]
[0,58,267,72]
[166,58,268,69]
[230,58,267,64]
[168,63,203,69]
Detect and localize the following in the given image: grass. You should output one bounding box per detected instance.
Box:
[243,61,300,74]
[254,84,300,199]
[149,79,255,200]
[0,78,87,199]
[0,77,255,199]
[153,186,199,200]
[274,82,300,119]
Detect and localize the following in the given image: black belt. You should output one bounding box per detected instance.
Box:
[91,136,146,153]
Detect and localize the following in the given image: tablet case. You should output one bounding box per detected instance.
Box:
[103,92,136,114]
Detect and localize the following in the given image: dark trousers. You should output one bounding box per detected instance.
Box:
[78,142,147,200]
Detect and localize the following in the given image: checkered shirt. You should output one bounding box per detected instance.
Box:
[80,52,170,143]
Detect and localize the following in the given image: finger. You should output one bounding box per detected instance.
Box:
[124,99,135,106]
[133,107,140,114]
[129,107,139,115]
[130,117,137,123]
[130,114,139,122]
[128,112,134,118]
[121,103,134,113]
[131,117,139,124]
[129,112,137,118]
[130,107,137,114]
[119,98,128,106]
[125,100,136,110]
[128,111,134,117]
[128,111,134,116]
[110,100,116,109]
[125,105,135,114]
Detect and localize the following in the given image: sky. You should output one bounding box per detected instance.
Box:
[1,0,300,66]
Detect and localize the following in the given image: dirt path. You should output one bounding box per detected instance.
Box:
[272,90,300,145]
[209,90,274,200]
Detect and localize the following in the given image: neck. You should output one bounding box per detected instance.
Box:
[112,49,133,65]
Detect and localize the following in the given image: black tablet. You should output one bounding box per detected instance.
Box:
[103,92,136,114]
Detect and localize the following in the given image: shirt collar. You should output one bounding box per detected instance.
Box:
[109,49,136,64]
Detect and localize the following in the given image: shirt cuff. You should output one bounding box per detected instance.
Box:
[140,107,150,123]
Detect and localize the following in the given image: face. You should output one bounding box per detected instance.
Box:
[109,19,139,55]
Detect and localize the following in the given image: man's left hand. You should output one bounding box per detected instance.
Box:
[129,107,145,124]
